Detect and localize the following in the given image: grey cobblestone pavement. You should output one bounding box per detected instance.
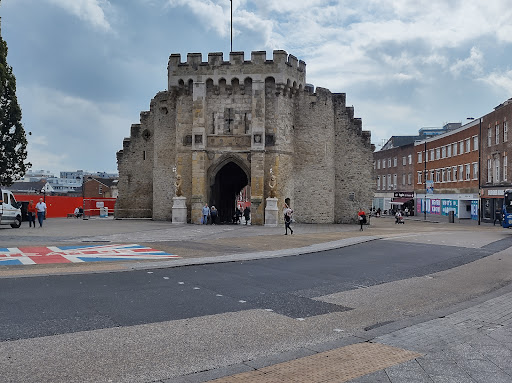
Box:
[349,289,512,383]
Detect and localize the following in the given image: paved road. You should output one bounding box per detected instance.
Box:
[2,239,503,342]
[1,217,512,382]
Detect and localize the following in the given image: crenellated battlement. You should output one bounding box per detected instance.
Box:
[168,50,306,89]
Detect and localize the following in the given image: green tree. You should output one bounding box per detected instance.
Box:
[0,11,29,186]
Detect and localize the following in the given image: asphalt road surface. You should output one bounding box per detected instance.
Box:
[2,238,508,342]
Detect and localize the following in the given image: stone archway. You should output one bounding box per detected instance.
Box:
[209,158,250,223]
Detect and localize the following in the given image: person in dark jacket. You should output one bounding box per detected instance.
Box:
[243,206,250,225]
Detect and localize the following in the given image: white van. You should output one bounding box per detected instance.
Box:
[0,189,22,228]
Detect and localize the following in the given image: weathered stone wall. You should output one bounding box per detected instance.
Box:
[115,113,155,218]
[333,94,375,223]
[116,50,373,224]
[294,88,336,223]
[152,91,177,220]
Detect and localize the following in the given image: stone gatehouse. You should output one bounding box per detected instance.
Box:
[116,50,374,224]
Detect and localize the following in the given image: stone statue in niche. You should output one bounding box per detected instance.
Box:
[268,169,277,198]
[174,174,183,197]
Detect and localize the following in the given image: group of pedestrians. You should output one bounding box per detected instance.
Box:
[26,198,47,228]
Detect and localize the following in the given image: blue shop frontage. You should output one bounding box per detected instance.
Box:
[415,193,479,220]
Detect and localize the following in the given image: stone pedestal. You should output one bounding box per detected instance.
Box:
[172,196,187,224]
[264,197,279,226]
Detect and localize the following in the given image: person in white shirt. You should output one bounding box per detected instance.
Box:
[35,198,47,227]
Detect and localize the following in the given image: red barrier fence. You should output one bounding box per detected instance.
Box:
[14,195,116,218]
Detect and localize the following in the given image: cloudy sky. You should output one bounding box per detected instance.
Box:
[2,0,512,176]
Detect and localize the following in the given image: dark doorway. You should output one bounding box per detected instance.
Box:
[210,162,249,223]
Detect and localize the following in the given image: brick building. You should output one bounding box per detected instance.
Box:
[480,98,512,222]
[373,137,417,214]
[83,177,118,198]
[414,121,480,220]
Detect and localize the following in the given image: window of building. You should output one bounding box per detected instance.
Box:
[377,159,381,169]
[472,162,478,180]
[430,170,434,182]
[504,121,508,142]
[442,168,446,182]
[473,135,478,151]
[387,174,391,190]
[408,154,412,165]
[417,171,422,184]
[98,185,103,195]
[459,164,464,181]
[453,166,457,181]
[393,174,397,189]
[388,158,391,168]
[496,123,500,145]
[504,154,508,181]
[447,167,451,182]
[441,146,446,158]
[488,158,492,183]
[393,157,397,167]
[418,151,422,163]
[408,173,412,185]
[430,149,434,161]
[459,140,464,154]
[377,176,381,190]
[447,145,452,157]
[435,170,440,183]
[382,159,386,169]
[382,175,386,189]
[402,174,406,185]
[465,164,471,180]
[465,138,471,153]
[436,147,441,160]
[488,127,492,147]
[453,143,457,156]
[402,156,406,166]
[495,157,501,183]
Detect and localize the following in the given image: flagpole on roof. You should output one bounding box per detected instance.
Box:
[230,0,233,52]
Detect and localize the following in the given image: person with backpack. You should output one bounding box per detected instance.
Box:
[284,203,294,235]
[358,209,366,231]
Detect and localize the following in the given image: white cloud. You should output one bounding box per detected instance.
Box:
[450,47,483,77]
[47,0,112,31]
[167,0,230,36]
[479,70,512,95]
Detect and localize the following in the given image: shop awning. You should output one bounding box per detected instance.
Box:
[390,197,413,205]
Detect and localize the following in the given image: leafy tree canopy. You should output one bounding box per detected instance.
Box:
[0,9,30,187]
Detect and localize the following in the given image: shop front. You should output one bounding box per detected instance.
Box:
[416,193,479,220]
[390,192,414,215]
[481,188,505,223]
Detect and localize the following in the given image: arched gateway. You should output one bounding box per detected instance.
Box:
[115,50,374,224]
[208,157,250,223]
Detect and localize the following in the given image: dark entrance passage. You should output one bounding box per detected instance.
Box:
[210,162,249,223]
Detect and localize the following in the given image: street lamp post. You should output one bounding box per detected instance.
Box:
[478,117,482,225]
[424,140,427,221]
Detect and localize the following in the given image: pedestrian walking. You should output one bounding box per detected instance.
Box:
[358,209,366,231]
[494,209,502,226]
[210,206,218,225]
[234,207,242,224]
[35,198,47,228]
[201,203,210,224]
[27,200,37,228]
[283,203,294,235]
[243,206,250,225]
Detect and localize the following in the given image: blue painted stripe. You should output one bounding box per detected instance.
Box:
[0,248,10,252]
[0,259,23,265]
[58,245,105,250]
[77,257,131,262]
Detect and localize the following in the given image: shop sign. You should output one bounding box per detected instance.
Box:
[394,192,414,198]
[487,189,505,196]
